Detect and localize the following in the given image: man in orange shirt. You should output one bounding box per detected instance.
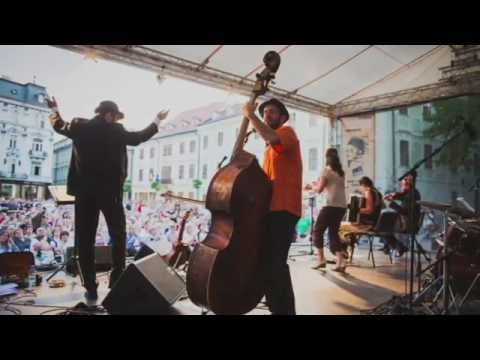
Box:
[242,98,303,315]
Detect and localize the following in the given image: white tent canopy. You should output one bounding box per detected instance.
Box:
[53,45,465,117]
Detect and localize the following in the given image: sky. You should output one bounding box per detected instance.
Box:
[0,45,247,132]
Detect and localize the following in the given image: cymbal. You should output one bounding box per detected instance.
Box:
[419,201,452,212]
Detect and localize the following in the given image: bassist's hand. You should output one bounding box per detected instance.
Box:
[242,102,258,119]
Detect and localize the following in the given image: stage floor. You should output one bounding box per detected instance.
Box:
[0,244,411,315]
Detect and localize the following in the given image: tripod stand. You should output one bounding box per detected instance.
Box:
[46,227,84,287]
[289,197,315,260]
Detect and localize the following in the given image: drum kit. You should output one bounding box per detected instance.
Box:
[414,198,480,314]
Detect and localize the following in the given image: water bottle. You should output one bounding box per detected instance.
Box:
[28,266,36,289]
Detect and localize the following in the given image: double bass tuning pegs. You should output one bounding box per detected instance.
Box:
[263,51,281,74]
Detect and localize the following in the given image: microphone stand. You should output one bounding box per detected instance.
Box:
[399,125,469,310]
[469,178,480,216]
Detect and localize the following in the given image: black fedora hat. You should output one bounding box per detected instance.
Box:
[95,101,125,120]
[258,98,290,121]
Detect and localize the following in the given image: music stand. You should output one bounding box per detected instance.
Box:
[45,186,84,287]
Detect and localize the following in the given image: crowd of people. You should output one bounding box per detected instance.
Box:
[0,196,211,267]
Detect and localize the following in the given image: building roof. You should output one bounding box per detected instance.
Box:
[0,77,49,108]
[152,102,231,139]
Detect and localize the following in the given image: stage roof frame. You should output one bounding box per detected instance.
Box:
[51,45,480,119]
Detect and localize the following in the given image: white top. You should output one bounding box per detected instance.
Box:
[321,167,347,209]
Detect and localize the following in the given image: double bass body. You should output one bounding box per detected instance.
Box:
[186,151,272,314]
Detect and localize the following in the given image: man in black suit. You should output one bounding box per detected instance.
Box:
[47,97,169,300]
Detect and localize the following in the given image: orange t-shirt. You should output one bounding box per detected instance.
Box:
[263,126,303,218]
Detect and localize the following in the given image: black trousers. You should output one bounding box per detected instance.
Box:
[75,191,126,290]
[313,206,347,254]
[264,211,299,315]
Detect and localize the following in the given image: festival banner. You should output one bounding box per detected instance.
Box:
[341,114,375,198]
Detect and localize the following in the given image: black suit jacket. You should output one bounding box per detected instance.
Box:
[53,115,158,197]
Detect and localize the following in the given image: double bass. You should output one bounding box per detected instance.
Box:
[186,51,281,314]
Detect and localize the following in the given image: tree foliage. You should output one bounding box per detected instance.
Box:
[423,96,480,171]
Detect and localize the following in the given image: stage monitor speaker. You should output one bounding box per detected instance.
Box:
[102,253,186,315]
[134,241,170,261]
[134,243,155,261]
[65,246,112,275]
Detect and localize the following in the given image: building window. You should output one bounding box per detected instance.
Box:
[308,148,318,171]
[203,135,208,150]
[139,149,144,160]
[400,140,410,167]
[425,144,433,169]
[179,165,184,180]
[9,138,16,149]
[11,164,15,175]
[218,132,224,147]
[163,145,172,156]
[180,142,185,154]
[399,107,409,116]
[161,166,172,183]
[33,166,41,176]
[189,164,195,179]
[150,147,155,159]
[139,169,143,182]
[41,121,45,129]
[33,142,43,152]
[202,164,208,180]
[149,169,154,181]
[189,140,196,153]
[423,104,432,119]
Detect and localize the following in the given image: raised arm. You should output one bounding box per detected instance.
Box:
[115,110,169,146]
[46,96,81,139]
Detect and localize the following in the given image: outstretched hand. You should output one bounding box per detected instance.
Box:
[156,110,170,121]
[154,110,170,127]
[46,96,58,110]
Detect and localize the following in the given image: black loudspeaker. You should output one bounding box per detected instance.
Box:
[134,241,169,261]
[65,246,112,275]
[134,243,155,261]
[102,253,186,315]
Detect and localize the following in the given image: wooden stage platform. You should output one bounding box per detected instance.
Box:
[1,244,409,315]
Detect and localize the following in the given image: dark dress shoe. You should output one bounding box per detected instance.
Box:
[312,262,327,270]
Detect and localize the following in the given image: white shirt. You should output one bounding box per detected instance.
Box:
[321,167,347,209]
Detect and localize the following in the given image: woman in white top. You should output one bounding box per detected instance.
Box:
[305,148,348,272]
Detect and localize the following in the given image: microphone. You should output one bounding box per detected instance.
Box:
[464,122,477,141]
